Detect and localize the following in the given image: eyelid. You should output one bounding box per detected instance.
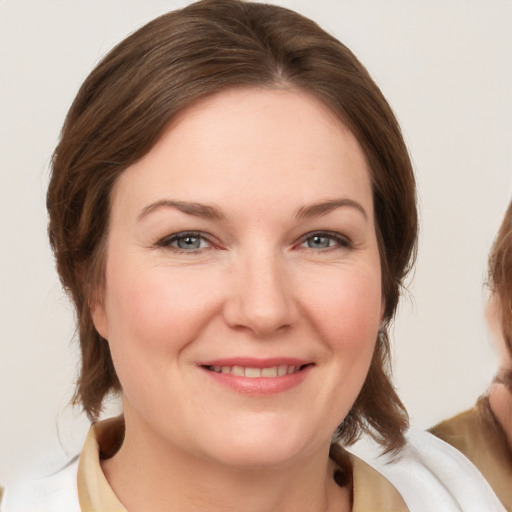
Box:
[296,231,352,249]
[153,230,351,252]
[155,231,214,251]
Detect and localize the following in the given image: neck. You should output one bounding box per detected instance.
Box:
[101,415,350,512]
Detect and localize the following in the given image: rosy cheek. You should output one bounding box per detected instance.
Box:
[111,268,223,352]
[303,271,381,337]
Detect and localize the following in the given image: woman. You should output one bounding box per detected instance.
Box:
[3,1,504,510]
[431,201,512,509]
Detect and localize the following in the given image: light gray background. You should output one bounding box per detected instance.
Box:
[1,0,511,487]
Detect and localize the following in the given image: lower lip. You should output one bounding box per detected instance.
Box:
[200,365,313,395]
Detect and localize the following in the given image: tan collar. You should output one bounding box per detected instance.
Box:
[77,417,127,512]
[349,454,408,511]
[77,417,407,511]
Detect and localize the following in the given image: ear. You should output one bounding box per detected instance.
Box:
[90,299,109,340]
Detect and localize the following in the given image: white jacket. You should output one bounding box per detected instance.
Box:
[3,430,505,512]
[353,429,506,512]
[4,456,80,512]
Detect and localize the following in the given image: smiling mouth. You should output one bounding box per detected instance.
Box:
[203,364,311,378]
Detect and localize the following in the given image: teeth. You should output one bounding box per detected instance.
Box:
[244,367,261,378]
[261,367,278,377]
[231,365,244,376]
[208,365,305,377]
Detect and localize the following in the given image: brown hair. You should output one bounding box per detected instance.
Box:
[47,0,417,454]
[488,201,512,387]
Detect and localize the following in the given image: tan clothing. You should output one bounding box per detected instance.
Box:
[431,397,512,511]
[77,416,408,512]
[350,455,408,511]
[6,422,506,511]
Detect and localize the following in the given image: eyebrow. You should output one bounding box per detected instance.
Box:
[138,200,224,221]
[138,197,367,222]
[296,198,368,220]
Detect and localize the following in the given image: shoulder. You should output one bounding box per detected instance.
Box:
[430,404,482,450]
[430,398,510,464]
[3,457,80,512]
[352,429,506,512]
[430,400,512,510]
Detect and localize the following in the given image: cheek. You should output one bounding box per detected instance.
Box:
[104,264,223,359]
[102,264,226,415]
[296,265,382,430]
[301,265,383,349]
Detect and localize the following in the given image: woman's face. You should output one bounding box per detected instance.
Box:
[92,88,383,468]
[486,293,512,369]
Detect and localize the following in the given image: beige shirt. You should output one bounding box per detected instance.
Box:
[431,397,512,511]
[77,417,408,512]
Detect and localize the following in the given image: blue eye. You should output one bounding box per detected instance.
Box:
[300,232,350,250]
[306,235,332,249]
[158,232,211,251]
[175,235,203,249]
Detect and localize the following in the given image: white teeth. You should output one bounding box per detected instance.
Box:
[244,367,261,378]
[231,365,244,376]
[261,367,278,377]
[208,364,305,377]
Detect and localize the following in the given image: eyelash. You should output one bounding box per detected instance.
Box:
[297,231,352,251]
[156,231,213,252]
[155,230,352,254]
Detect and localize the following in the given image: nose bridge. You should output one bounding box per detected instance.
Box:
[225,245,296,336]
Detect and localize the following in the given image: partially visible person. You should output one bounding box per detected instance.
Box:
[431,200,512,510]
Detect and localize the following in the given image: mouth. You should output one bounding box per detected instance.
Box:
[198,358,314,394]
[203,364,311,378]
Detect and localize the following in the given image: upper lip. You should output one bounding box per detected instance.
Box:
[198,357,312,368]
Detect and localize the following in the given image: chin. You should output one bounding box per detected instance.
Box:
[206,442,305,469]
[196,418,326,469]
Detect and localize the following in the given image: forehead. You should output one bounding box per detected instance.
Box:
[111,87,373,220]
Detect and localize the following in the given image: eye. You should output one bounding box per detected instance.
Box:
[299,232,351,250]
[157,232,212,251]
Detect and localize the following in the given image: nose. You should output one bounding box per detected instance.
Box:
[223,249,298,337]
